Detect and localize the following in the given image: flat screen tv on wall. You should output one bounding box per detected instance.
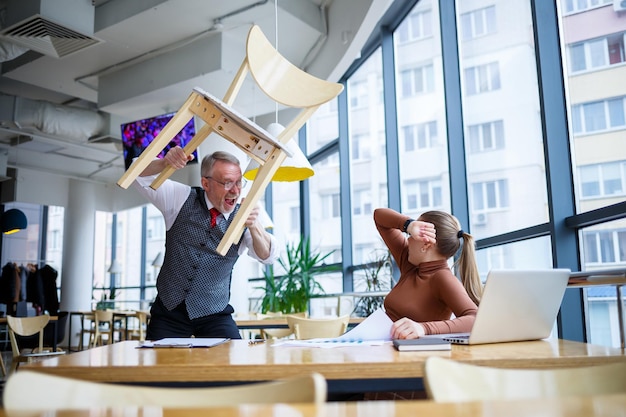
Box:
[121,113,197,170]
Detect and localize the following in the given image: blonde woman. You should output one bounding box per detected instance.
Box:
[374,208,483,340]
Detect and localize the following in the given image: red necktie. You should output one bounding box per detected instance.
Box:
[209,207,220,228]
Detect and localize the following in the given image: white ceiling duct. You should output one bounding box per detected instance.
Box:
[0,39,28,61]
[0,0,100,58]
[0,93,110,143]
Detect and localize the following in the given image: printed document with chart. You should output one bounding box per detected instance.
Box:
[272,308,392,348]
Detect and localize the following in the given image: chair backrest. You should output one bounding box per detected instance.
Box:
[94,309,114,328]
[287,315,350,340]
[226,25,344,146]
[15,311,69,349]
[257,311,307,339]
[3,370,327,413]
[133,310,150,342]
[424,356,626,402]
[7,315,50,357]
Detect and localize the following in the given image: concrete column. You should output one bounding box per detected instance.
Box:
[59,179,96,348]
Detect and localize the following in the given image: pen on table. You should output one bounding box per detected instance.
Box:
[248,339,266,345]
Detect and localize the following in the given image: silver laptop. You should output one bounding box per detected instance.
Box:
[442,269,571,345]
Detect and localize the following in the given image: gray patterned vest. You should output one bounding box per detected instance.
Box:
[156,187,243,319]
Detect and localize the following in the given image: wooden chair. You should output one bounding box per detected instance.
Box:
[258,311,308,340]
[126,310,150,342]
[89,310,116,347]
[77,311,95,351]
[6,315,66,374]
[287,315,350,340]
[3,370,327,412]
[424,356,626,402]
[116,24,343,256]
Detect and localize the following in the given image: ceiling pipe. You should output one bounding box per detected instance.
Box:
[0,93,110,143]
[0,40,28,62]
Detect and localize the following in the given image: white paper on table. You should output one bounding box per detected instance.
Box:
[139,338,230,348]
[272,308,393,348]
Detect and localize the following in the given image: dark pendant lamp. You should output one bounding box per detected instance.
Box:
[2,208,28,235]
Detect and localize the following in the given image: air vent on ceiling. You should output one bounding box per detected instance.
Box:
[0,15,100,58]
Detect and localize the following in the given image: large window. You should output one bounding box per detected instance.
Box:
[560,0,626,347]
[347,48,387,283]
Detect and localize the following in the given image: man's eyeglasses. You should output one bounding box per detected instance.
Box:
[204,176,248,191]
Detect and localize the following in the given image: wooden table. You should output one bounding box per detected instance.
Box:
[569,268,626,349]
[1,393,626,417]
[20,338,626,394]
[235,316,364,330]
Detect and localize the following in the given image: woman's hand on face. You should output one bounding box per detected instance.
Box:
[408,221,436,244]
[390,317,426,339]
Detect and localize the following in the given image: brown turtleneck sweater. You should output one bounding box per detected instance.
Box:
[375,208,477,335]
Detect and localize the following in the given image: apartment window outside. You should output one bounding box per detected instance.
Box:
[571,97,626,134]
[569,32,626,73]
[289,206,300,233]
[349,80,369,109]
[475,236,553,281]
[306,98,339,154]
[320,193,340,219]
[405,179,443,211]
[400,64,435,97]
[352,189,373,216]
[471,180,509,211]
[396,9,433,43]
[562,0,613,14]
[475,245,507,280]
[460,5,496,40]
[583,229,626,264]
[468,120,505,152]
[147,214,165,240]
[351,133,372,161]
[271,180,300,243]
[403,121,437,151]
[579,162,626,198]
[47,206,64,256]
[464,62,501,95]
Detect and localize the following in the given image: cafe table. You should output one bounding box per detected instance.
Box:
[1,393,625,417]
[234,315,364,331]
[20,337,626,395]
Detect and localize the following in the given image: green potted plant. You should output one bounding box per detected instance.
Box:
[352,249,393,317]
[259,235,337,314]
[95,287,118,310]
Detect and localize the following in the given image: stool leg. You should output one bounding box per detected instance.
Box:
[117,91,199,189]
[217,147,288,255]
[0,352,6,377]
